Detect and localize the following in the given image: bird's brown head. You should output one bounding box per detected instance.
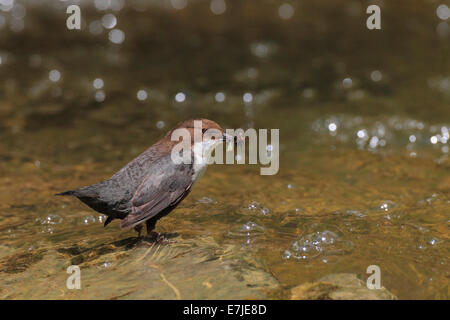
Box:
[155,119,236,159]
[165,119,228,144]
[176,118,223,135]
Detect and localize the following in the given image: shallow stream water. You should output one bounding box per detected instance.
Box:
[0,0,448,299]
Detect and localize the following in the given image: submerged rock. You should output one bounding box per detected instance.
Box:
[290,273,397,300]
[0,235,279,299]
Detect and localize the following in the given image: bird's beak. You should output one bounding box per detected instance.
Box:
[222,132,235,143]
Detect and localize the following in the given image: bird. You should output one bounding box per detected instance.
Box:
[57,119,234,242]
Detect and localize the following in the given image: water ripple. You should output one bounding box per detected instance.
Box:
[283,224,353,261]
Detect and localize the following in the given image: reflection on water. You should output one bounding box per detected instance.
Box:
[0,0,449,299]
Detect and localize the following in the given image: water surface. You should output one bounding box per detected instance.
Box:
[0,0,449,299]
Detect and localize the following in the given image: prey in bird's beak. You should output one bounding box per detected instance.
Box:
[222,132,241,152]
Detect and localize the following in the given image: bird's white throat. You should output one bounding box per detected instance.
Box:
[191,140,224,182]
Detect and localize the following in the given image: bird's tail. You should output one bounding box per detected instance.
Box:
[55,188,115,227]
[104,216,114,227]
[55,190,76,196]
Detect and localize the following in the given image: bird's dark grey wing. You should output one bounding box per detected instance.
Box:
[120,158,194,229]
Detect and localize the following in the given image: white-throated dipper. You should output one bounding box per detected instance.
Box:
[57,119,234,241]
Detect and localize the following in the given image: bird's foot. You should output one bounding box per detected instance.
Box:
[143,231,176,245]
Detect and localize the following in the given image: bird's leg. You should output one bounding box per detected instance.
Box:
[133,224,143,238]
[145,219,176,244]
[145,219,159,241]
